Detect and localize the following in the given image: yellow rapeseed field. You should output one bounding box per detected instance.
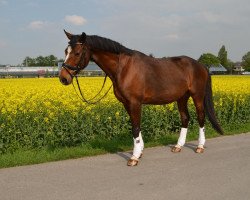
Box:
[0,76,249,114]
[0,77,114,116]
[0,76,249,117]
[0,75,249,154]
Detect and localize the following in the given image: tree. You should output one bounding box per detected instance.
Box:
[242,51,250,72]
[22,56,36,66]
[45,55,57,66]
[198,53,220,68]
[218,45,228,67]
[36,56,44,66]
[22,55,61,66]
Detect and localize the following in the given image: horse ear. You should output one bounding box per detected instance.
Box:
[64,29,72,40]
[80,32,86,43]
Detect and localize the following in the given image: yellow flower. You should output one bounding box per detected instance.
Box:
[0,76,249,126]
[44,117,49,123]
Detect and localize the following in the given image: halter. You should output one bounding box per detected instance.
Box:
[61,42,112,104]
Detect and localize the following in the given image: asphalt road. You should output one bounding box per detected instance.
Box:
[0,133,250,200]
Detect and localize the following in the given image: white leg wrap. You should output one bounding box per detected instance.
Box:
[132,132,144,159]
[139,131,144,151]
[198,127,205,147]
[177,128,188,147]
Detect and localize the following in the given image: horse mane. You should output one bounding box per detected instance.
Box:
[86,35,134,56]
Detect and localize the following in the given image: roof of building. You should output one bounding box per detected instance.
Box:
[209,64,227,72]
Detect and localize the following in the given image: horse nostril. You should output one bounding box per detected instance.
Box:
[60,78,69,85]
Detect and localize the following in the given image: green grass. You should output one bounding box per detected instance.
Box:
[0,122,249,169]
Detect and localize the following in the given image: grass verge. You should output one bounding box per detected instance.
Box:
[0,122,249,169]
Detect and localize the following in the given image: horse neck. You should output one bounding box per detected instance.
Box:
[91,50,119,81]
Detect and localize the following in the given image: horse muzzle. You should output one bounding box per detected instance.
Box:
[60,77,71,85]
[59,69,73,85]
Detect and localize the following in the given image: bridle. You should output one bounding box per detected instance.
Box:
[62,42,86,76]
[61,43,112,104]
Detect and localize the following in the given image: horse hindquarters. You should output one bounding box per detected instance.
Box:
[173,61,208,152]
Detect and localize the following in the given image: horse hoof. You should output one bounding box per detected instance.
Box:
[127,158,139,166]
[171,146,182,153]
[195,147,204,153]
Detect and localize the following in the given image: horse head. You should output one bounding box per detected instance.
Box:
[59,30,91,85]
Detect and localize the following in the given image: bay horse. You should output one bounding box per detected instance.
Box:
[59,30,223,166]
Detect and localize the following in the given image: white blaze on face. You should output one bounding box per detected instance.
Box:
[64,46,72,63]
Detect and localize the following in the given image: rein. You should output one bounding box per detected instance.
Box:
[62,66,112,104]
[62,43,112,104]
[73,75,112,104]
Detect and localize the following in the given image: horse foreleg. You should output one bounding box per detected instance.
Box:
[124,102,144,166]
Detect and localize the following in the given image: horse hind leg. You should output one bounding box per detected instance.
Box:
[171,94,190,153]
[192,94,206,153]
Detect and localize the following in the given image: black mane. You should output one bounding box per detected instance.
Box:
[86,35,134,55]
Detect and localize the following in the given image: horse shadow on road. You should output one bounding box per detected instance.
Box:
[168,142,198,153]
[116,152,132,161]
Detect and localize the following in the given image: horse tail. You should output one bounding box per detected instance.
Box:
[204,74,224,134]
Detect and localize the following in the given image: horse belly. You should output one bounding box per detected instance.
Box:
[143,82,188,104]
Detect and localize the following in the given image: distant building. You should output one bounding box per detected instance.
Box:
[80,63,104,76]
[233,62,245,74]
[0,66,59,78]
[209,64,227,75]
[0,63,104,78]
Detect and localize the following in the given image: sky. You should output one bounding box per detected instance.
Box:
[0,0,250,65]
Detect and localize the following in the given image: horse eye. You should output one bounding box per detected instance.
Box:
[75,53,80,56]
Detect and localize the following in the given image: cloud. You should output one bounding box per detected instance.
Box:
[28,21,47,30]
[64,15,87,26]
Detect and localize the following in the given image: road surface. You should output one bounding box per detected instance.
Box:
[0,133,250,200]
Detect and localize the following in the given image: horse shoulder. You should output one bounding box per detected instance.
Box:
[115,54,146,101]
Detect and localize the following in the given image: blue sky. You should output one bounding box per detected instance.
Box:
[0,0,250,65]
